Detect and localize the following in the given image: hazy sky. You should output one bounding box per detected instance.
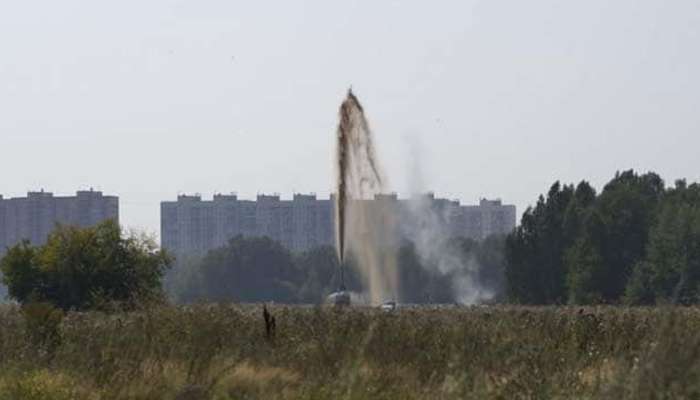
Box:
[1,1,699,236]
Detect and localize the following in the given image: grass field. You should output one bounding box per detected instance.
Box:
[0,304,698,399]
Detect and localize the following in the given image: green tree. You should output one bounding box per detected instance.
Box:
[565,211,606,304]
[163,253,205,304]
[475,234,508,300]
[626,181,700,304]
[295,245,342,303]
[397,241,454,303]
[562,181,597,243]
[192,236,301,303]
[0,220,171,310]
[624,261,656,305]
[594,170,664,301]
[506,182,576,304]
[506,171,668,305]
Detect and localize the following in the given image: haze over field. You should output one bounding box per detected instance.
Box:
[1,1,699,236]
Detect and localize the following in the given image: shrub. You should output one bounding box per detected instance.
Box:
[0,220,172,310]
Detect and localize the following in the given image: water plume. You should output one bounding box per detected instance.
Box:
[400,137,495,305]
[334,89,398,304]
[404,195,495,304]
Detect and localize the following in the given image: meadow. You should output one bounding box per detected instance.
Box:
[0,304,698,399]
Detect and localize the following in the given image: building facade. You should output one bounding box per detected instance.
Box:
[161,193,516,256]
[0,190,119,255]
[161,193,334,255]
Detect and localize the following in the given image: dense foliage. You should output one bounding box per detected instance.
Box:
[506,170,700,305]
[0,220,171,310]
[167,235,506,304]
[0,304,698,399]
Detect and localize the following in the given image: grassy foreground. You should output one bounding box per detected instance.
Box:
[0,304,698,399]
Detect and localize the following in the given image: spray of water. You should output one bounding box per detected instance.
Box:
[404,195,495,304]
[400,137,495,304]
[335,89,398,304]
[333,91,495,305]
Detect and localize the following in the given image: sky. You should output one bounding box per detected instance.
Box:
[1,1,699,237]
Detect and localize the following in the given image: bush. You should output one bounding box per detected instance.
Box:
[0,220,172,310]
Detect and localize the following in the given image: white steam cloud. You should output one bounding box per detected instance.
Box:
[400,135,494,305]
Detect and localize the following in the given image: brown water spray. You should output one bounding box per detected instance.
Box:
[335,89,398,303]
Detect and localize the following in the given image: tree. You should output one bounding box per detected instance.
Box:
[594,170,664,301]
[0,220,171,310]
[626,182,700,304]
[624,261,656,305]
[505,171,672,305]
[562,181,597,244]
[396,241,454,303]
[295,245,343,303]
[565,211,607,304]
[475,234,508,300]
[192,236,301,303]
[506,182,576,304]
[163,253,206,304]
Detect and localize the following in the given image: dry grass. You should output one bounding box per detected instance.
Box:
[0,304,698,399]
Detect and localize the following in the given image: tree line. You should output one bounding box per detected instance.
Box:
[505,169,700,305]
[3,168,697,310]
[0,219,506,309]
[166,235,506,305]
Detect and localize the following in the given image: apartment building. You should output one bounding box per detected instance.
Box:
[161,192,516,256]
[0,189,119,255]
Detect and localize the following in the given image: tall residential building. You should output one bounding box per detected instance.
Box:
[0,190,119,255]
[161,194,334,256]
[161,192,516,256]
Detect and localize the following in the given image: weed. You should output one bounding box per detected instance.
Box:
[0,305,696,399]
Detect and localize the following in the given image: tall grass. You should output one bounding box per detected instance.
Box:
[0,304,697,399]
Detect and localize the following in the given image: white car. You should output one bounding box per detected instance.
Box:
[327,290,351,306]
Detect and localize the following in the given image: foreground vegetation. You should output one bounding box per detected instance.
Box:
[0,304,698,399]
